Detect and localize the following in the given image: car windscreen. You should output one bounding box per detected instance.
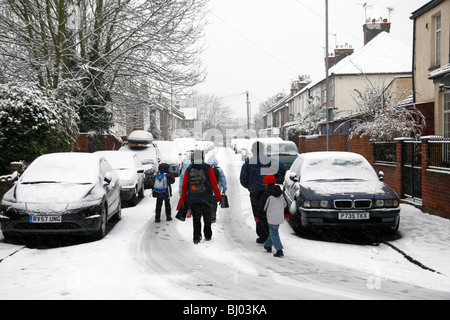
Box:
[301,156,378,182]
[267,142,298,155]
[21,155,98,185]
[119,146,156,165]
[103,154,135,170]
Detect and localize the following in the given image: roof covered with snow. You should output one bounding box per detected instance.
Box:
[329,32,412,76]
[180,107,198,120]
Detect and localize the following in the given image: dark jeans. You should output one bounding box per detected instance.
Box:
[190,203,212,241]
[249,191,269,241]
[155,197,171,220]
[211,200,218,222]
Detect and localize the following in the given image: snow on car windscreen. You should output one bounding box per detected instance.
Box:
[20,154,98,185]
[301,154,378,182]
[267,142,298,155]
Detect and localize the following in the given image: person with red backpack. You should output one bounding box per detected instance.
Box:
[177,150,222,244]
[153,163,175,223]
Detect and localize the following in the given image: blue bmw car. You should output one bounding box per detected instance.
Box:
[283,152,400,236]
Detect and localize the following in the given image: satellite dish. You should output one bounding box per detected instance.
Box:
[442,74,450,89]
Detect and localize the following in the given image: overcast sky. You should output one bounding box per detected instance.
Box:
[194,0,429,121]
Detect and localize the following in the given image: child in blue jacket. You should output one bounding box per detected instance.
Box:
[153,163,175,222]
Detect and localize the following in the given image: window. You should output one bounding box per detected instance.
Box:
[435,14,441,66]
[444,92,450,138]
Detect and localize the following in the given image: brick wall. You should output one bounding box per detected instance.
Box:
[74,134,125,153]
[421,138,450,219]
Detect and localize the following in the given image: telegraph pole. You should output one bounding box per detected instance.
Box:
[325,0,330,151]
[246,91,251,130]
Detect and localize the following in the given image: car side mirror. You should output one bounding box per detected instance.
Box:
[104,172,112,185]
[378,171,384,181]
[11,171,19,183]
[289,172,298,182]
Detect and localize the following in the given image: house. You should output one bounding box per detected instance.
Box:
[262,77,311,139]
[411,0,450,138]
[180,107,198,130]
[264,19,413,139]
[146,97,185,140]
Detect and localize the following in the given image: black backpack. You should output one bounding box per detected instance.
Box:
[189,167,209,194]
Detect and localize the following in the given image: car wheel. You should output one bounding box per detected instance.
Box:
[94,204,107,240]
[112,198,122,222]
[138,184,145,198]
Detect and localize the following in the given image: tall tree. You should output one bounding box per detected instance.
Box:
[0,0,208,134]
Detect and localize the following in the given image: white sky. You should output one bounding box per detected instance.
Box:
[194,0,430,121]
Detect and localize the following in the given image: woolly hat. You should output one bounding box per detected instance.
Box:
[263,174,276,185]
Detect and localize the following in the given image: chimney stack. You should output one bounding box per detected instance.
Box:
[328,43,354,68]
[363,18,391,45]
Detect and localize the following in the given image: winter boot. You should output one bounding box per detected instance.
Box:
[273,250,284,258]
[264,245,272,253]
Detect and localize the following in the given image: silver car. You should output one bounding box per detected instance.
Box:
[0,153,121,241]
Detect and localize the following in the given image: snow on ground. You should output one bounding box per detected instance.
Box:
[0,147,449,300]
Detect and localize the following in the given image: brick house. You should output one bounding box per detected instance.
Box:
[411,0,450,138]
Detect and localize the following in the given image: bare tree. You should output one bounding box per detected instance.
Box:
[187,93,231,132]
[0,0,208,133]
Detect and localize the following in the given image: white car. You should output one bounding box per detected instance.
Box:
[119,143,161,189]
[95,151,145,205]
[154,140,183,176]
[0,153,121,240]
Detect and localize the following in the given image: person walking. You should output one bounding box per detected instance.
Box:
[177,150,222,244]
[152,163,176,222]
[256,174,288,258]
[207,155,227,223]
[240,141,286,244]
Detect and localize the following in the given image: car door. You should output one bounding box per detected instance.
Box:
[283,155,303,205]
[133,155,145,192]
[100,158,120,218]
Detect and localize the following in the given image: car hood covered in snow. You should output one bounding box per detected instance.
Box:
[3,182,101,213]
[300,180,396,199]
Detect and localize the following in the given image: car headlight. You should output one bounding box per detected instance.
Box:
[375,199,385,207]
[121,180,134,188]
[303,200,330,208]
[375,199,399,208]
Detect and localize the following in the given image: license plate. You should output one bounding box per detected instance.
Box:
[29,216,62,223]
[338,212,370,220]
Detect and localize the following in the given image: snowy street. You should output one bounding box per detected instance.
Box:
[0,147,450,300]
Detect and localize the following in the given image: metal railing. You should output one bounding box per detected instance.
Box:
[428,138,450,169]
[373,142,397,163]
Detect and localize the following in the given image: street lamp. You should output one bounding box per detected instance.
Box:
[325,0,331,151]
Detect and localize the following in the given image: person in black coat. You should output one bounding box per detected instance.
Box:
[153,163,176,222]
[240,141,286,244]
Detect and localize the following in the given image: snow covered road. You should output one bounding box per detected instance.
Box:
[1,147,450,300]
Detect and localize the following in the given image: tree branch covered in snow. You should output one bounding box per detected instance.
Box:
[0,83,79,172]
[0,0,208,133]
[344,83,426,142]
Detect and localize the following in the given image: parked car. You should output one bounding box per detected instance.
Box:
[95,151,145,205]
[240,137,283,161]
[154,140,183,176]
[283,152,400,236]
[0,153,121,240]
[266,141,299,183]
[174,138,197,158]
[120,131,161,189]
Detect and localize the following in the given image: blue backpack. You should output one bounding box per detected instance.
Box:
[153,171,168,193]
